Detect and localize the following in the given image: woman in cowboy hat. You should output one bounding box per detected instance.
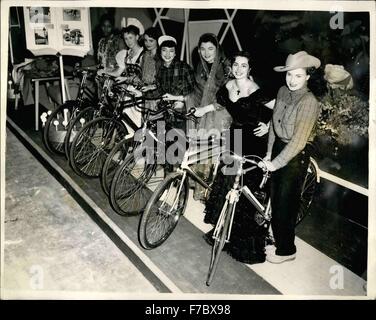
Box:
[258,51,321,264]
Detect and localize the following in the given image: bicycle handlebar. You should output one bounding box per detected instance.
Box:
[229,153,270,189]
[95,72,119,82]
[73,63,99,75]
[223,152,259,164]
[167,106,198,123]
[145,101,199,122]
[223,152,270,175]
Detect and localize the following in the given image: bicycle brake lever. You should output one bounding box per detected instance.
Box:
[189,116,199,124]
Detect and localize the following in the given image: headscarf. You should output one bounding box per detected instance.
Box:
[193,34,229,109]
[324,64,354,90]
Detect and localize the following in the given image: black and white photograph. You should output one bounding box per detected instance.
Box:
[1,0,375,302]
[34,27,48,45]
[62,27,84,46]
[29,6,51,24]
[63,8,82,22]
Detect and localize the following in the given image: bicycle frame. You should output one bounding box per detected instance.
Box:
[213,155,271,243]
[154,139,222,215]
[76,71,91,103]
[179,139,224,191]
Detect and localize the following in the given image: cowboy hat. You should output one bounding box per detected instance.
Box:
[158,35,177,47]
[274,51,321,72]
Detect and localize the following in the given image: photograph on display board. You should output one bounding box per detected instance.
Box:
[22,6,91,56]
[29,7,51,24]
[62,26,84,46]
[34,27,48,45]
[63,8,81,21]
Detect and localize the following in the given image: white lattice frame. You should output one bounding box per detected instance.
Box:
[152,8,243,63]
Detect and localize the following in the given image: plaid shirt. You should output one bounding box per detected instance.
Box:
[155,59,195,97]
[267,85,320,170]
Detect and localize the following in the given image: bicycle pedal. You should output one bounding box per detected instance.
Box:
[254,190,267,202]
[254,213,267,226]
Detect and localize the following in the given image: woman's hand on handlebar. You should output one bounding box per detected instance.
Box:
[173,101,185,110]
[162,93,186,102]
[263,153,271,162]
[162,93,176,101]
[194,104,215,118]
[97,69,106,76]
[253,122,270,137]
[257,159,276,172]
[186,108,199,123]
[115,76,128,83]
[193,108,206,118]
[141,84,156,93]
[126,85,143,97]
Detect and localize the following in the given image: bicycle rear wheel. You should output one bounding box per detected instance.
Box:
[139,172,189,249]
[296,159,318,225]
[64,106,97,160]
[206,202,233,286]
[110,151,165,215]
[43,102,78,155]
[69,117,128,177]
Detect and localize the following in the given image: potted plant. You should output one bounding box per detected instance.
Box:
[315,64,368,153]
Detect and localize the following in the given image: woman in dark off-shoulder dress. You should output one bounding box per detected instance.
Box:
[202,51,274,264]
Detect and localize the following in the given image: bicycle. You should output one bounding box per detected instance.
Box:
[43,69,122,161]
[69,81,144,177]
[101,99,172,196]
[109,103,198,216]
[139,133,224,249]
[62,72,121,160]
[205,153,270,286]
[42,65,97,156]
[205,153,320,286]
[138,133,319,274]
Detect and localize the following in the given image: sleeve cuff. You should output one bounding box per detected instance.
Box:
[271,157,286,171]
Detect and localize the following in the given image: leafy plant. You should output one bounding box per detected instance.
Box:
[316,88,369,145]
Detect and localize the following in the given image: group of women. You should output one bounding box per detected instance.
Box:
[95,15,321,266]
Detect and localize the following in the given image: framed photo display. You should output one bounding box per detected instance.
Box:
[23,6,92,57]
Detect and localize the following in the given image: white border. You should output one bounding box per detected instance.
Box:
[1,0,375,300]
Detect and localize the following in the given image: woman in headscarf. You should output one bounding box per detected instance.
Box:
[139,27,163,110]
[189,33,233,201]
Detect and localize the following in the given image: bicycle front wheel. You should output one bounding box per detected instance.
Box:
[110,151,165,215]
[296,159,318,225]
[69,117,128,177]
[64,106,97,160]
[43,102,78,155]
[101,138,138,195]
[139,172,189,249]
[206,202,233,286]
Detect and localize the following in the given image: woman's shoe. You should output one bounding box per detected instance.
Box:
[266,252,296,264]
[203,229,214,246]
